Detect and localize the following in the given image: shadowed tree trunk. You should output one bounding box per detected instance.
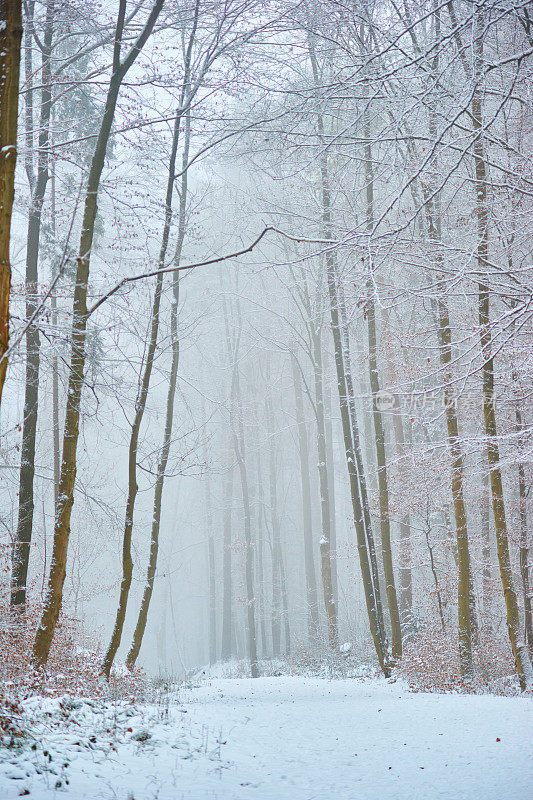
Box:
[33,0,165,668]
[50,159,60,507]
[11,0,54,613]
[0,0,23,406]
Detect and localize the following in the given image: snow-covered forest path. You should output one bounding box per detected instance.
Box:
[2,677,532,799]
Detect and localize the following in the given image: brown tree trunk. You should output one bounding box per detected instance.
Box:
[437,293,473,677]
[0,0,23,405]
[363,102,401,659]
[473,7,532,689]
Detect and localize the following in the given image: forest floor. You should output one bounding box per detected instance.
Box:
[0,675,531,799]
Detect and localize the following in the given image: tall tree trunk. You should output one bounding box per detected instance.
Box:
[278,538,291,654]
[436,291,473,676]
[221,458,234,660]
[125,100,192,671]
[50,156,60,507]
[101,107,180,678]
[363,99,401,659]
[102,9,199,678]
[255,446,268,656]
[205,468,216,665]
[518,455,532,659]
[224,298,258,677]
[33,0,165,667]
[306,26,390,676]
[324,384,338,608]
[0,0,23,406]
[11,0,54,613]
[233,386,258,677]
[310,333,338,648]
[338,276,389,650]
[393,412,413,630]
[290,354,320,641]
[418,10,473,672]
[472,5,532,689]
[265,374,283,656]
[480,467,492,628]
[382,307,413,629]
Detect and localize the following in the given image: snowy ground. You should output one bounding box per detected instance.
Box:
[1,676,531,799]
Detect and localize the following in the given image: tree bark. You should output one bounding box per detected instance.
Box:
[0,0,23,405]
[11,0,54,613]
[417,18,473,673]
[363,98,402,659]
[472,5,532,689]
[480,467,492,628]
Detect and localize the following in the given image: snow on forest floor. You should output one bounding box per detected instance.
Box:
[1,675,532,800]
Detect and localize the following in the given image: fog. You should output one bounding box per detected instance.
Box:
[1,0,531,694]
